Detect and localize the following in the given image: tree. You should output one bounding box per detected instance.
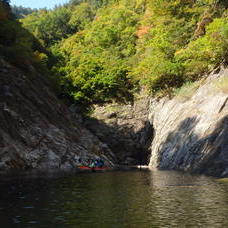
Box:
[11,5,37,19]
[0,0,11,20]
[1,0,10,4]
[69,3,94,32]
[35,7,72,47]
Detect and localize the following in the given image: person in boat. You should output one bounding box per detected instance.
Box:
[96,159,104,168]
[86,158,104,169]
[89,159,96,168]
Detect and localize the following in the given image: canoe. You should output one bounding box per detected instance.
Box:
[78,166,109,171]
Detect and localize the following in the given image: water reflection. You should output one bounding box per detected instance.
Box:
[0,170,228,227]
[149,171,228,227]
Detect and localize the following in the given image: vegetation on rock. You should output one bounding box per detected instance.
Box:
[0,0,48,73]
[11,5,38,19]
[1,0,228,110]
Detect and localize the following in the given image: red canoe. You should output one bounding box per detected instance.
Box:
[78,166,109,171]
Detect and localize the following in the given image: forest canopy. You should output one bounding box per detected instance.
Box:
[0,0,47,71]
[1,0,228,110]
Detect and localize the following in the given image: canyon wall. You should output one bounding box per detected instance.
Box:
[149,66,228,177]
[2,56,228,177]
[0,59,115,172]
[84,92,153,165]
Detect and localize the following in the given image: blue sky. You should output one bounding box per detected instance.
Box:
[10,0,70,9]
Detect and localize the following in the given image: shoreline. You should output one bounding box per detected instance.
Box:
[0,165,150,179]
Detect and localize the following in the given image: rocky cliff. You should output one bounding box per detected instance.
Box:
[2,55,228,177]
[84,92,153,165]
[0,59,115,172]
[149,66,228,177]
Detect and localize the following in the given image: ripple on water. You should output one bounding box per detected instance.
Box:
[0,170,228,227]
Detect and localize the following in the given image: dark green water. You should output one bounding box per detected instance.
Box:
[1,170,228,227]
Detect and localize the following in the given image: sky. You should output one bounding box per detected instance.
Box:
[10,0,70,9]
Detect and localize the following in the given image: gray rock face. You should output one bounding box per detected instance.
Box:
[0,59,115,172]
[149,66,228,177]
[84,92,153,165]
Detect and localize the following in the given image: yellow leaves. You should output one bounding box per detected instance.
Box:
[33,51,47,61]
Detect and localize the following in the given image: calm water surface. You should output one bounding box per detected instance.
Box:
[0,170,228,227]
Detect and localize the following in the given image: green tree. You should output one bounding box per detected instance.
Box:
[69,3,94,31]
[37,7,72,46]
[18,0,228,108]
[176,17,228,79]
[55,4,139,106]
[11,5,37,19]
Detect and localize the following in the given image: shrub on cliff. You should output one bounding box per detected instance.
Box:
[130,0,228,95]
[176,17,228,80]
[54,5,139,106]
[0,0,52,75]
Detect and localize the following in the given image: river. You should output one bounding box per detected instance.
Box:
[0,170,228,227]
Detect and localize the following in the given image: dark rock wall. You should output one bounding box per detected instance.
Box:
[0,59,115,171]
[84,93,153,165]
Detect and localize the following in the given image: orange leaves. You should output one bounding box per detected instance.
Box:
[136,25,150,38]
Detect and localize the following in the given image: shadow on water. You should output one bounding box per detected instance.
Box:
[1,170,228,227]
[156,115,228,177]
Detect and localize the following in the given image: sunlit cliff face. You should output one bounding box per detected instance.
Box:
[149,67,228,177]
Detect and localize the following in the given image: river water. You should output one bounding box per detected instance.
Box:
[0,170,228,227]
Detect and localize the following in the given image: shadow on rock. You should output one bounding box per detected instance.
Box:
[84,117,153,166]
[154,115,228,177]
